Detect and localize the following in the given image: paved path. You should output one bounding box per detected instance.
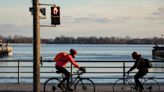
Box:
[0,83,163,92]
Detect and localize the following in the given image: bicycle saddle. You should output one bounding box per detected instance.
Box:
[56,71,62,74]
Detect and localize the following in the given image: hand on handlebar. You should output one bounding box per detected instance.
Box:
[79,67,86,73]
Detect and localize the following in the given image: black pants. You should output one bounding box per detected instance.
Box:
[55,66,70,87]
[134,69,148,89]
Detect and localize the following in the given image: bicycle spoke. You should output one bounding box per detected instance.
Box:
[113,79,132,92]
[44,78,64,92]
[74,78,95,92]
[131,86,141,92]
[143,79,160,92]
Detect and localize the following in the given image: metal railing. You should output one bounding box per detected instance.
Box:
[0,60,164,84]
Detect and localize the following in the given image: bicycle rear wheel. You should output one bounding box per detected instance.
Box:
[113,79,131,92]
[44,78,63,92]
[74,78,95,92]
[143,78,160,92]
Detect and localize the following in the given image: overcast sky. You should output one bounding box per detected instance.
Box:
[0,0,164,38]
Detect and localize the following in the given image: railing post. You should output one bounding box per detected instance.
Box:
[123,61,125,84]
[17,61,20,84]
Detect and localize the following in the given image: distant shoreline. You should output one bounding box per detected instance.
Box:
[1,35,163,44]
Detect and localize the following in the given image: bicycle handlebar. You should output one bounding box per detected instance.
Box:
[71,67,86,76]
[124,74,133,79]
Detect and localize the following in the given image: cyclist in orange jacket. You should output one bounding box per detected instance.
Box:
[54,49,83,90]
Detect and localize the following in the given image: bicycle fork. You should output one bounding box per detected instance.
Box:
[79,79,86,90]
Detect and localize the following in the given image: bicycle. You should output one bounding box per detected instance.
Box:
[113,74,160,92]
[43,67,96,92]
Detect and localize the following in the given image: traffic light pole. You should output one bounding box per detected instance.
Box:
[31,1,59,91]
[32,0,40,92]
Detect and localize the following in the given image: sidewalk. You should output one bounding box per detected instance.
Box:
[0,83,163,92]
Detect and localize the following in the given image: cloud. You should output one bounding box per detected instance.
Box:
[0,24,17,31]
[153,7,164,15]
[62,14,130,24]
[146,7,164,25]
[148,7,164,19]
[0,24,32,37]
[74,16,109,24]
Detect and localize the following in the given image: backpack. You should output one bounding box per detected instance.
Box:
[137,58,152,69]
[144,59,152,68]
[54,52,68,62]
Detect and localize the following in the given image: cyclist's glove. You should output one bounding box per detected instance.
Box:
[79,67,86,73]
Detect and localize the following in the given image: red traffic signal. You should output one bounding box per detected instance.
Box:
[51,6,60,25]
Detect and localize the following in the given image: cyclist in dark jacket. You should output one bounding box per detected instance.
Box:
[127,52,149,92]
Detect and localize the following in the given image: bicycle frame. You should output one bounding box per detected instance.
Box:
[61,70,84,91]
[113,74,160,92]
[124,75,154,86]
[122,74,148,89]
[44,68,95,92]
[123,75,135,86]
[124,75,160,91]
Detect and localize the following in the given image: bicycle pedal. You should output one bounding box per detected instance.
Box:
[57,83,65,91]
[68,88,73,92]
[52,86,56,91]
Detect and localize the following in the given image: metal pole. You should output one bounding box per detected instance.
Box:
[32,0,40,92]
[17,61,20,84]
[123,61,125,84]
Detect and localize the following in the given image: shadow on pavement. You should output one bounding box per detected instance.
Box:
[0,91,32,92]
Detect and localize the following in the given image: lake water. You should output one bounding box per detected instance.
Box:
[1,44,164,83]
[0,44,154,61]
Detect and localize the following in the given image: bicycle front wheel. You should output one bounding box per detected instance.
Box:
[143,78,160,92]
[74,78,95,92]
[44,78,63,92]
[113,79,131,92]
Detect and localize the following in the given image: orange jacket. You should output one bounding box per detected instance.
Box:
[55,54,80,68]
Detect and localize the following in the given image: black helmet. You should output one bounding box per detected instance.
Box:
[132,52,138,57]
[132,52,141,58]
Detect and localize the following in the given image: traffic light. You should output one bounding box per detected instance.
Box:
[51,6,60,25]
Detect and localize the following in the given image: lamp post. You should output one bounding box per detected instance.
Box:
[32,0,40,92]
